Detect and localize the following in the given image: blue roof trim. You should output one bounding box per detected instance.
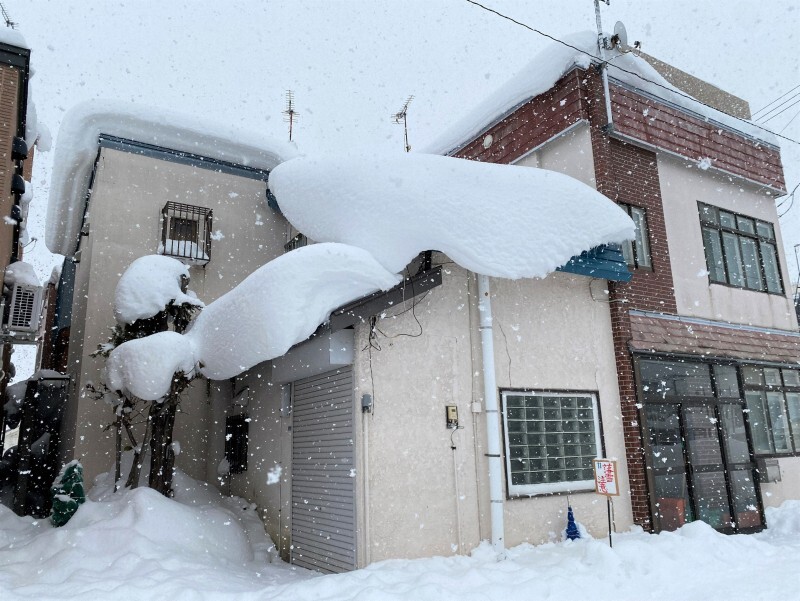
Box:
[556,243,632,282]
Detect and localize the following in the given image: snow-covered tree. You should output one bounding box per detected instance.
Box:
[93,255,202,496]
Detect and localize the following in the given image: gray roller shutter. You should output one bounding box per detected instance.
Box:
[291,367,356,573]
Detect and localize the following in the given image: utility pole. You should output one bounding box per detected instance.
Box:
[594,0,614,131]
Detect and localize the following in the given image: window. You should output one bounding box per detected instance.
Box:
[284,232,308,253]
[619,204,651,269]
[160,201,212,265]
[224,414,249,474]
[502,391,602,496]
[698,203,783,293]
[743,366,800,456]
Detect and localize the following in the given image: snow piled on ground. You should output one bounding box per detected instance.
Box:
[270,152,634,278]
[1,484,800,601]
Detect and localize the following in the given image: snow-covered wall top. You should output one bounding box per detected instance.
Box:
[270,152,635,279]
[422,31,775,156]
[185,243,400,380]
[0,27,28,49]
[45,101,299,256]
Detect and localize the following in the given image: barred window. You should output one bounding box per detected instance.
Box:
[502,391,602,496]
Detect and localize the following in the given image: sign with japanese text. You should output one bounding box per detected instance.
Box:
[593,459,620,496]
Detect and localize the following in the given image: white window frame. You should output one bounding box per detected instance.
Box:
[620,204,652,269]
[502,390,602,496]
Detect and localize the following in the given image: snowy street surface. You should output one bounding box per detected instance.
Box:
[0,470,798,600]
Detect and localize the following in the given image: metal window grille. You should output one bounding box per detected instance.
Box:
[160,202,212,265]
[225,414,249,474]
[284,233,308,253]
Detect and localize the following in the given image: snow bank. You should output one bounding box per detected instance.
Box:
[45,100,298,256]
[106,331,197,401]
[114,255,203,325]
[270,152,634,278]
[3,260,40,287]
[187,243,400,380]
[423,31,775,155]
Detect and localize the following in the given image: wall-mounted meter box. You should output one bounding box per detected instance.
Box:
[446,405,459,429]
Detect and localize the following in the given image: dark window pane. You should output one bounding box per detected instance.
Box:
[719,211,736,229]
[743,366,763,386]
[713,365,740,398]
[722,232,745,286]
[739,237,764,290]
[699,203,718,225]
[764,368,782,387]
[783,370,800,388]
[745,391,774,455]
[729,469,763,529]
[720,404,750,463]
[645,404,685,470]
[622,239,635,267]
[692,471,732,529]
[684,406,723,466]
[786,392,800,452]
[702,227,726,282]
[767,391,792,453]
[760,242,783,293]
[631,206,651,268]
[640,360,713,401]
[736,216,755,234]
[653,473,693,531]
[756,221,774,240]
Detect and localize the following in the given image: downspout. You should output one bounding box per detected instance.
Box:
[594,0,614,131]
[476,273,504,554]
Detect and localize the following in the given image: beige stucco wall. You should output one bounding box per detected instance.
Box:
[658,154,797,330]
[61,146,287,484]
[515,122,596,188]
[761,456,800,509]
[350,260,631,563]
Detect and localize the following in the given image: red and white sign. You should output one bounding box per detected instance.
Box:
[593,459,620,496]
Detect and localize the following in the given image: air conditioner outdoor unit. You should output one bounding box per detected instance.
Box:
[3,283,43,342]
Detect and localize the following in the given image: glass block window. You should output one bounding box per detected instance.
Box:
[698,202,783,294]
[502,391,602,496]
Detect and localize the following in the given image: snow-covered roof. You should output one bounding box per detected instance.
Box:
[423,31,775,156]
[270,152,634,279]
[186,243,399,381]
[0,27,28,49]
[45,101,299,256]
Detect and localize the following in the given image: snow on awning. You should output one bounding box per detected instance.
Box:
[269,152,634,280]
[45,101,298,256]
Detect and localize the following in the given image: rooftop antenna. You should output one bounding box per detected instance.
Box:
[0,2,16,28]
[283,90,298,142]
[392,95,414,152]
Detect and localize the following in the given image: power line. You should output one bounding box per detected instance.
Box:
[752,83,800,118]
[463,0,800,147]
[760,94,800,125]
[779,106,800,134]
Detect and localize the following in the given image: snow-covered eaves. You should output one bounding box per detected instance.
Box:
[423,31,776,157]
[270,152,634,280]
[45,101,298,256]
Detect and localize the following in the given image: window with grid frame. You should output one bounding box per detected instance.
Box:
[743,366,800,457]
[619,204,652,269]
[698,202,783,294]
[502,391,602,496]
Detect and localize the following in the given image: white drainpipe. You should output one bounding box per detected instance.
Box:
[477,273,505,554]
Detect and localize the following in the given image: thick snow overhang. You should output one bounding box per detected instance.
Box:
[423,31,778,158]
[270,152,635,281]
[45,101,298,256]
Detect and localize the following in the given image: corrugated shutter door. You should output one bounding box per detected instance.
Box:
[291,367,356,573]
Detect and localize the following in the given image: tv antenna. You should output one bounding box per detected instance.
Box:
[283,90,298,142]
[392,95,414,152]
[0,3,16,28]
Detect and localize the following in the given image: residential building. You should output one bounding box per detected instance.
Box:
[42,31,799,576]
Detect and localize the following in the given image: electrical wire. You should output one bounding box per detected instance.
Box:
[752,83,800,118]
[779,106,800,134]
[759,94,800,125]
[463,0,800,147]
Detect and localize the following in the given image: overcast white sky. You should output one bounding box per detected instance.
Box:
[11,0,800,377]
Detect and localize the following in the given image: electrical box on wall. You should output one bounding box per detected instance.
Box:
[446,405,459,429]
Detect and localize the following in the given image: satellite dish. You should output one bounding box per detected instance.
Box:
[612,21,628,49]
